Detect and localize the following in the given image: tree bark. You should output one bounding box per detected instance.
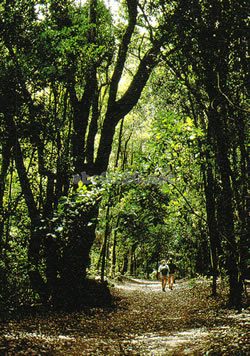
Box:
[101,203,111,282]
[208,102,241,307]
[10,117,48,298]
[0,140,12,249]
[203,149,219,295]
[70,0,98,174]
[94,44,161,174]
[85,76,99,172]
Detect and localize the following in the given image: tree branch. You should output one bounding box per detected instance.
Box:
[108,0,138,103]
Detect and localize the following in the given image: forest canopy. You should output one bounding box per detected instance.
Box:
[0,0,248,312]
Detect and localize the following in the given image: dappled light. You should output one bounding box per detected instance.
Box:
[0,0,248,354]
[1,278,249,354]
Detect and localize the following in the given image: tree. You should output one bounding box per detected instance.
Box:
[155,0,248,306]
[1,0,247,310]
[0,0,177,306]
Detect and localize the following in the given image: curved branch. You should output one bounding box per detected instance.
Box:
[94,45,175,174]
[108,0,138,103]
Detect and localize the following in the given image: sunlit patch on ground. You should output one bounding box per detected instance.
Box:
[4,332,76,342]
[0,278,249,355]
[122,328,209,354]
[114,278,182,293]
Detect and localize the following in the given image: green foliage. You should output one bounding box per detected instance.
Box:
[52,182,102,233]
[43,182,102,270]
[133,95,208,275]
[89,170,170,278]
[34,0,114,85]
[118,181,167,239]
[0,0,247,310]
[0,231,35,315]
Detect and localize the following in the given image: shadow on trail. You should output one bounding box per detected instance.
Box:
[0,278,249,355]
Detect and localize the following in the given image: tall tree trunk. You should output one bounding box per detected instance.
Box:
[114,118,124,168]
[234,115,248,285]
[7,115,48,299]
[110,217,120,278]
[0,140,12,250]
[86,77,99,173]
[209,106,241,307]
[203,154,219,296]
[70,0,98,174]
[101,203,111,282]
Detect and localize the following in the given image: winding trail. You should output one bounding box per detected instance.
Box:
[0,278,249,355]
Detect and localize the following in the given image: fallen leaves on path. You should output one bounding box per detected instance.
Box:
[0,278,249,355]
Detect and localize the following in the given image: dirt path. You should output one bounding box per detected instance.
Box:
[0,278,249,355]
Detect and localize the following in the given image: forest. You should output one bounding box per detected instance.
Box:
[0,0,249,353]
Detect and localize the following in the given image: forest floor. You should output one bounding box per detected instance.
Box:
[0,277,249,355]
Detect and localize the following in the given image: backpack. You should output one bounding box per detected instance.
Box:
[168,262,176,274]
[161,266,169,276]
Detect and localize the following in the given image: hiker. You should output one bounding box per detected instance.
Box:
[168,258,177,290]
[158,259,169,292]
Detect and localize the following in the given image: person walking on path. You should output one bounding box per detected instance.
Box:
[168,258,177,290]
[158,259,169,292]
